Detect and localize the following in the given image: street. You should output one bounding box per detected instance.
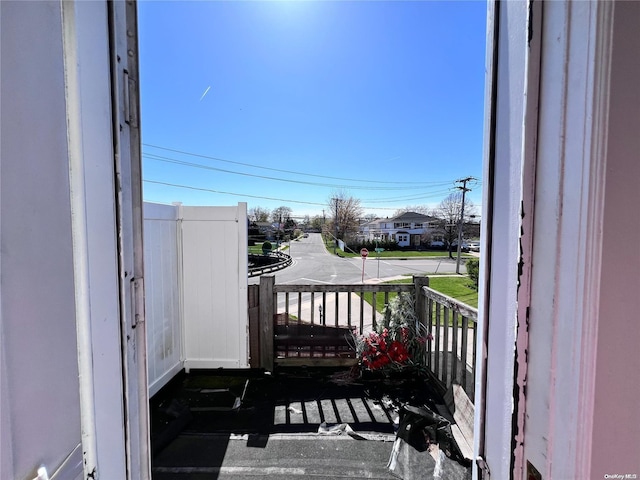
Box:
[249,233,465,285]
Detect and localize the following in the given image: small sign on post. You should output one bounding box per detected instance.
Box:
[360,248,368,282]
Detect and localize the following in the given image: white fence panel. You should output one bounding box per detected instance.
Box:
[181,204,249,370]
[144,203,183,396]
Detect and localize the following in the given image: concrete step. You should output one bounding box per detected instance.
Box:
[153,434,397,479]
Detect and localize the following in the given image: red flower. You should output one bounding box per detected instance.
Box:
[388,341,410,364]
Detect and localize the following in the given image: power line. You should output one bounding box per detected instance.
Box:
[143,153,446,191]
[361,188,455,203]
[143,179,405,211]
[144,180,326,206]
[143,143,453,187]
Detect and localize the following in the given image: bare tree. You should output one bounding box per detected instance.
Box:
[362,213,379,223]
[328,191,363,244]
[392,205,434,217]
[249,206,271,222]
[436,192,477,258]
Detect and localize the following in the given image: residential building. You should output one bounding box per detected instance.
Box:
[360,211,439,247]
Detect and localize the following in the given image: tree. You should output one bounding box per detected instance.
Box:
[435,192,477,258]
[328,191,363,245]
[362,213,379,224]
[271,206,292,224]
[271,206,293,244]
[310,215,324,231]
[392,205,434,217]
[249,206,270,222]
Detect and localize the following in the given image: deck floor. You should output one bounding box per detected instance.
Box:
[150,367,470,479]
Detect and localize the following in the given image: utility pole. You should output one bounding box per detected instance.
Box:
[455,177,474,274]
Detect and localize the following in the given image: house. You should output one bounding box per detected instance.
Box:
[2,2,639,480]
[360,211,439,247]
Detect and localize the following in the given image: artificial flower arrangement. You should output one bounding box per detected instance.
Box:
[350,292,433,375]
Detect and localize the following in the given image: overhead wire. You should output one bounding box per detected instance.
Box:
[143,143,453,186]
[143,179,419,211]
[143,153,443,191]
[142,143,481,211]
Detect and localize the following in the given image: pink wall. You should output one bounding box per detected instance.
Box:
[592,1,640,477]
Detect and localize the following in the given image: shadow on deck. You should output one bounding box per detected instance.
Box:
[151,367,471,480]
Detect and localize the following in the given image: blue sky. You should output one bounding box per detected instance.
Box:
[138,1,486,219]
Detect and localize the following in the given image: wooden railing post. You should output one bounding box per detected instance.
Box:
[413,275,430,326]
[414,275,430,368]
[259,275,275,371]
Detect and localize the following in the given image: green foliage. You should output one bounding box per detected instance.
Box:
[348,239,399,251]
[466,258,480,289]
[350,292,430,372]
[261,241,272,254]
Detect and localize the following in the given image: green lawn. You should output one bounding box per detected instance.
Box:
[322,238,470,258]
[248,243,267,254]
[362,276,478,314]
[340,249,465,258]
[249,243,288,254]
[428,276,478,308]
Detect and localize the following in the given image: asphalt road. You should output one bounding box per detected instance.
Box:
[249,233,465,286]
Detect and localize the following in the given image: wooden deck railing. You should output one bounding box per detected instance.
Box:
[248,274,477,398]
[422,285,478,398]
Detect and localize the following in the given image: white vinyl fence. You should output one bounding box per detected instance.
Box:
[144,202,248,397]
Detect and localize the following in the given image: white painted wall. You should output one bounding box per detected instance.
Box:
[591,2,640,476]
[144,203,183,396]
[1,3,82,479]
[181,204,249,370]
[1,2,127,479]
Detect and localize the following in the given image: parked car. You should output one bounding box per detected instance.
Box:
[467,241,480,252]
[450,241,470,252]
[429,240,445,249]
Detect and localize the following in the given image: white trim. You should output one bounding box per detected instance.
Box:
[571,2,613,477]
[476,2,530,479]
[237,202,250,368]
[522,3,614,479]
[472,0,497,475]
[482,1,615,479]
[61,2,100,475]
[512,0,543,476]
[109,1,151,477]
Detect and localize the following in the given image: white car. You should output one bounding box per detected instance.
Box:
[450,241,470,252]
[467,241,480,252]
